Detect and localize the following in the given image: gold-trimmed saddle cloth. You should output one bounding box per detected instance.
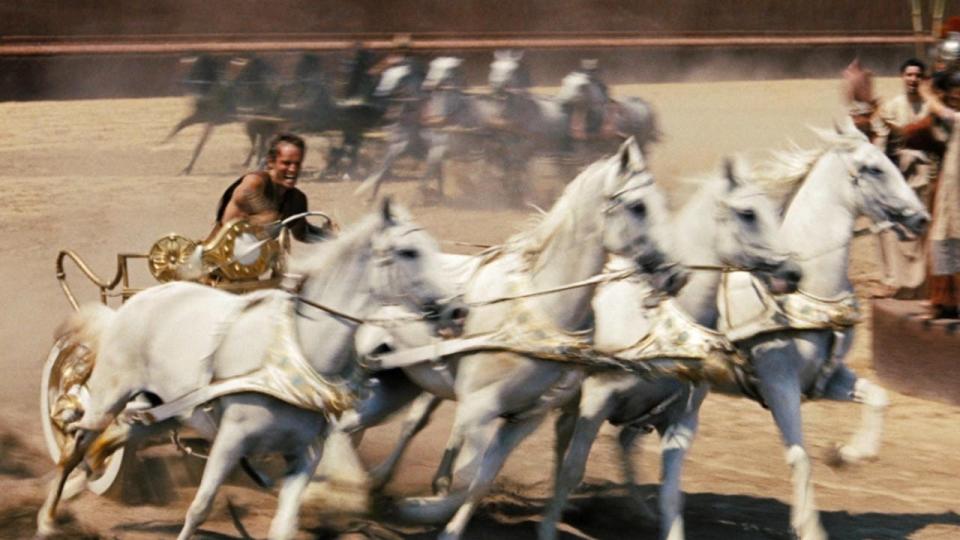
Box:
[718,273,860,342]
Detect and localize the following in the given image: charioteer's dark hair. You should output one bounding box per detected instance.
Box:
[267,133,306,161]
[900,58,926,74]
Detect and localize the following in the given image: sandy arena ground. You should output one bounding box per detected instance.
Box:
[1,77,959,539]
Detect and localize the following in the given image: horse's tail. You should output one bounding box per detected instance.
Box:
[55,303,116,353]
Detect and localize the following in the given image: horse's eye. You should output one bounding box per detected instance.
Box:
[860,165,883,177]
[396,248,419,260]
[628,201,646,217]
[736,209,756,223]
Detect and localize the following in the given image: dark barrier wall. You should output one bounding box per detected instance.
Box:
[0,1,952,37]
[2,1,959,100]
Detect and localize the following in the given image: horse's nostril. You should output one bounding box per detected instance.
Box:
[422,302,441,320]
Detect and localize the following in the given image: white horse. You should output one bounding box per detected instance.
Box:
[380,140,703,539]
[338,137,682,502]
[539,161,801,540]
[37,201,467,540]
[544,121,929,540]
[716,122,928,538]
[555,69,660,152]
[355,60,428,201]
[339,139,681,493]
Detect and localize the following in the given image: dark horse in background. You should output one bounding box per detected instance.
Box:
[164,49,387,177]
[164,54,279,175]
[275,49,389,179]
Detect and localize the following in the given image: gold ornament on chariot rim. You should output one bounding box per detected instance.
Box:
[148,233,198,282]
[200,219,280,281]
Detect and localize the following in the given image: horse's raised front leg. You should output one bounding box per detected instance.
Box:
[654,383,707,540]
[177,421,249,540]
[440,414,544,540]
[163,110,205,144]
[268,439,325,540]
[182,123,215,175]
[752,341,826,540]
[822,364,888,464]
[538,384,617,540]
[432,415,466,496]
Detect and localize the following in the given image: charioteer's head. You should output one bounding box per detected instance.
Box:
[265,133,305,190]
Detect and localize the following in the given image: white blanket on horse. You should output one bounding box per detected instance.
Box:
[128,292,355,425]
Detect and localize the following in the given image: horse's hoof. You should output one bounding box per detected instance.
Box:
[795,521,828,540]
[431,478,451,496]
[36,512,58,538]
[437,529,461,540]
[823,443,849,469]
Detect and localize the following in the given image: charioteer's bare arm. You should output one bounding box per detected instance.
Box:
[222,173,280,226]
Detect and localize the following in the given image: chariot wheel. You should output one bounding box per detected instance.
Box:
[41,337,126,496]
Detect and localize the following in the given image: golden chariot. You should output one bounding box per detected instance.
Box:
[41,215,331,496]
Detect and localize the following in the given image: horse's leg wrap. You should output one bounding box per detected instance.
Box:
[838,378,888,463]
[785,445,826,540]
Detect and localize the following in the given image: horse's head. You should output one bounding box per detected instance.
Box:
[228,55,277,111]
[178,54,224,97]
[367,199,468,336]
[824,120,930,239]
[292,52,325,85]
[423,57,465,92]
[422,58,468,125]
[601,137,688,296]
[714,160,801,293]
[374,61,423,100]
[489,50,529,95]
[556,71,601,107]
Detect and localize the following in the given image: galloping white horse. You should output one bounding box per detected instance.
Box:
[539,161,801,540]
[37,201,466,540]
[382,141,702,539]
[544,121,928,540]
[717,122,928,538]
[340,138,683,519]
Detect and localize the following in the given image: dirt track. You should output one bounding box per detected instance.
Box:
[1,77,959,539]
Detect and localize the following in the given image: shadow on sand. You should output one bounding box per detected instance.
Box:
[358,481,960,539]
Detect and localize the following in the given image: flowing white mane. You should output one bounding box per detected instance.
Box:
[744,127,865,203]
[289,206,411,282]
[504,159,608,263]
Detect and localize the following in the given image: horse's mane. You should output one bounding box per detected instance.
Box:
[743,127,865,204]
[504,158,608,266]
[289,210,398,282]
